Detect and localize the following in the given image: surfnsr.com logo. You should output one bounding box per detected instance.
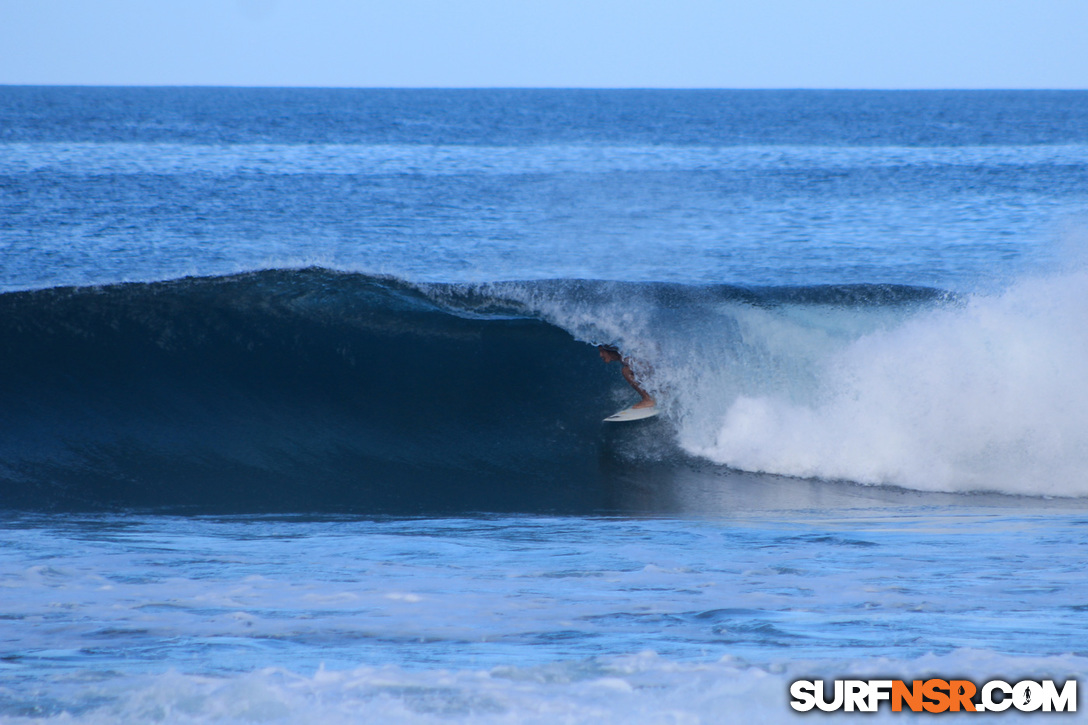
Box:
[789,678,1077,713]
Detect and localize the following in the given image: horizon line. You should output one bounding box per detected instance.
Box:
[3,83,1086,92]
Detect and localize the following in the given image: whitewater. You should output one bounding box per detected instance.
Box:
[2,88,1088,723]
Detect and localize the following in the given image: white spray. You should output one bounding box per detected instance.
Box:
[680,272,1088,496]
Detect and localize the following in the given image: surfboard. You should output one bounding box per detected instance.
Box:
[603,405,660,423]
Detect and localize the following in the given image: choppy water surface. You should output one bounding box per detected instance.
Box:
[3,510,1087,722]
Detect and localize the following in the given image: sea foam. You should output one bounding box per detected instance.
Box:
[679,272,1088,496]
[6,650,1082,724]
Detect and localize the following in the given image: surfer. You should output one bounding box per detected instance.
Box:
[598,345,655,409]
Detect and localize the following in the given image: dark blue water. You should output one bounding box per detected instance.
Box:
[2,88,1087,723]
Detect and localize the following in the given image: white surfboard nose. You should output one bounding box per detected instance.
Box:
[604,405,660,423]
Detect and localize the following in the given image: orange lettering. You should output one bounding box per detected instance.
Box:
[892,680,924,712]
[948,680,977,712]
[922,679,950,713]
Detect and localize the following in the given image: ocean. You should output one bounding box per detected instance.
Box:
[1,87,1087,722]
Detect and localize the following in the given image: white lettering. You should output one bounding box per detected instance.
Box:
[981,680,1013,712]
[1041,679,1077,712]
[814,679,844,712]
[790,676,1076,713]
[867,679,893,711]
[844,680,869,712]
[1014,680,1043,711]
[789,680,816,712]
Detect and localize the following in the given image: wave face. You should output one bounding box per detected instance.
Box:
[0,270,626,512]
[2,267,1087,510]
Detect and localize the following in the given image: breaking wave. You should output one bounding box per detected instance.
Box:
[1,266,1085,510]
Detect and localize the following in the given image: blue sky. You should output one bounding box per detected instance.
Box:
[2,0,1086,88]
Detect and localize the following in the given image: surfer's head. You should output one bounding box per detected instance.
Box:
[598,344,622,363]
